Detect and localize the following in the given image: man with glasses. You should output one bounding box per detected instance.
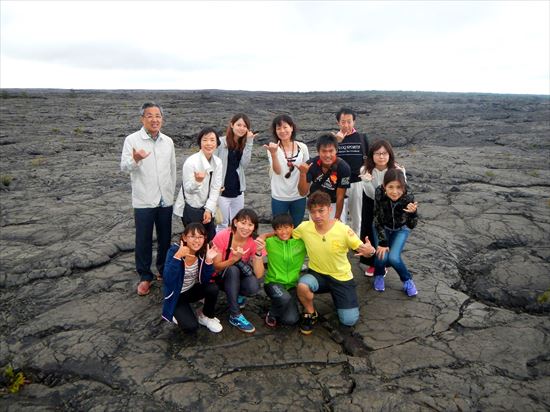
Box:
[121,102,176,296]
[333,107,369,236]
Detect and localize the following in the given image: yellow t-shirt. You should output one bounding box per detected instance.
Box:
[293,220,362,281]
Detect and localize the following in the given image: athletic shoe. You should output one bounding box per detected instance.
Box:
[264,312,277,328]
[197,312,223,333]
[403,279,418,297]
[229,313,255,333]
[300,311,318,335]
[137,281,151,296]
[373,276,385,292]
[237,295,247,309]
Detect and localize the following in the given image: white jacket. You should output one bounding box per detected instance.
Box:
[120,127,176,208]
[174,151,223,217]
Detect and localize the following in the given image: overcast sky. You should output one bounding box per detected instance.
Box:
[1,1,548,94]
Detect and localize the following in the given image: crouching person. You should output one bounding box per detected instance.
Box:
[162,223,222,334]
[294,191,376,335]
[263,214,307,328]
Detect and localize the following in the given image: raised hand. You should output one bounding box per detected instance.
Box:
[194,170,206,183]
[254,237,265,254]
[404,202,418,213]
[246,129,258,139]
[354,236,376,257]
[333,130,346,142]
[296,162,311,174]
[205,244,218,262]
[263,142,279,155]
[174,241,191,260]
[230,246,250,261]
[132,147,150,162]
[359,170,373,181]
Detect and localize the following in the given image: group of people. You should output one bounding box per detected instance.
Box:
[121,102,419,336]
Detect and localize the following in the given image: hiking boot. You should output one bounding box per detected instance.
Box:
[300,311,318,335]
[229,313,255,333]
[237,295,247,309]
[373,276,385,292]
[403,279,418,297]
[137,281,151,296]
[264,312,277,328]
[197,311,223,333]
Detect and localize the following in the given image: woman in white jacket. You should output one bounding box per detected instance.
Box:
[174,127,223,241]
[215,113,256,232]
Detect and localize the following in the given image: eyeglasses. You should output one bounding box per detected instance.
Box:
[143,115,162,120]
[373,151,389,157]
[284,161,295,178]
[187,235,205,240]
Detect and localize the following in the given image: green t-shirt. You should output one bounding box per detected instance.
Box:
[265,237,306,289]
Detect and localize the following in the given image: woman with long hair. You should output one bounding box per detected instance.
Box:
[215,113,257,232]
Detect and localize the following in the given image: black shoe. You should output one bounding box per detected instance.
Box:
[300,311,318,335]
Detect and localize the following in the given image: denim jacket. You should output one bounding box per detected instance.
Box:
[161,243,215,323]
[373,186,418,247]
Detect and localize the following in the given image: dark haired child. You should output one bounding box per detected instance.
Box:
[162,223,222,334]
[372,169,419,296]
[263,214,307,328]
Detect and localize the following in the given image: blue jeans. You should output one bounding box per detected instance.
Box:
[134,206,172,282]
[374,226,411,281]
[218,265,259,316]
[271,197,307,228]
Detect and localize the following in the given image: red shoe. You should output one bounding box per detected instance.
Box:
[137,281,151,296]
[364,266,375,277]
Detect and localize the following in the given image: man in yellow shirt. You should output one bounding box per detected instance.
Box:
[293,191,376,335]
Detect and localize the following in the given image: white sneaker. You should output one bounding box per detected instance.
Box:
[197,312,223,333]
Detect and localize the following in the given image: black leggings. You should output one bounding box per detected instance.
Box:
[173,282,219,334]
[359,193,375,266]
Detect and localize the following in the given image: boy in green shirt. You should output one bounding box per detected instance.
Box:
[264,214,307,328]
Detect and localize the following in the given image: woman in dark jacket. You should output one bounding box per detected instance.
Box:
[162,223,222,334]
[372,168,419,297]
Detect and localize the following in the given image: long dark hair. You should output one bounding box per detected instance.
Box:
[226,113,251,151]
[181,223,208,258]
[364,139,396,173]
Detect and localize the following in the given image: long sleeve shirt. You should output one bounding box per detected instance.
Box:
[120,127,176,208]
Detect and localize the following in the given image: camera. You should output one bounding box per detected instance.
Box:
[235,260,255,277]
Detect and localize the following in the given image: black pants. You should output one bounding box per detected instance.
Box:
[134,206,172,281]
[359,194,375,266]
[181,204,216,242]
[173,282,219,334]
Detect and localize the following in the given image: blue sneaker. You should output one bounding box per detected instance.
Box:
[229,313,255,333]
[373,275,385,292]
[403,279,418,297]
[237,295,247,309]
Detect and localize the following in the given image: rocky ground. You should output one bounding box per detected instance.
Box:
[0,89,549,411]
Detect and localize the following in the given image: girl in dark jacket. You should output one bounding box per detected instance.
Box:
[162,223,222,334]
[372,169,419,297]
